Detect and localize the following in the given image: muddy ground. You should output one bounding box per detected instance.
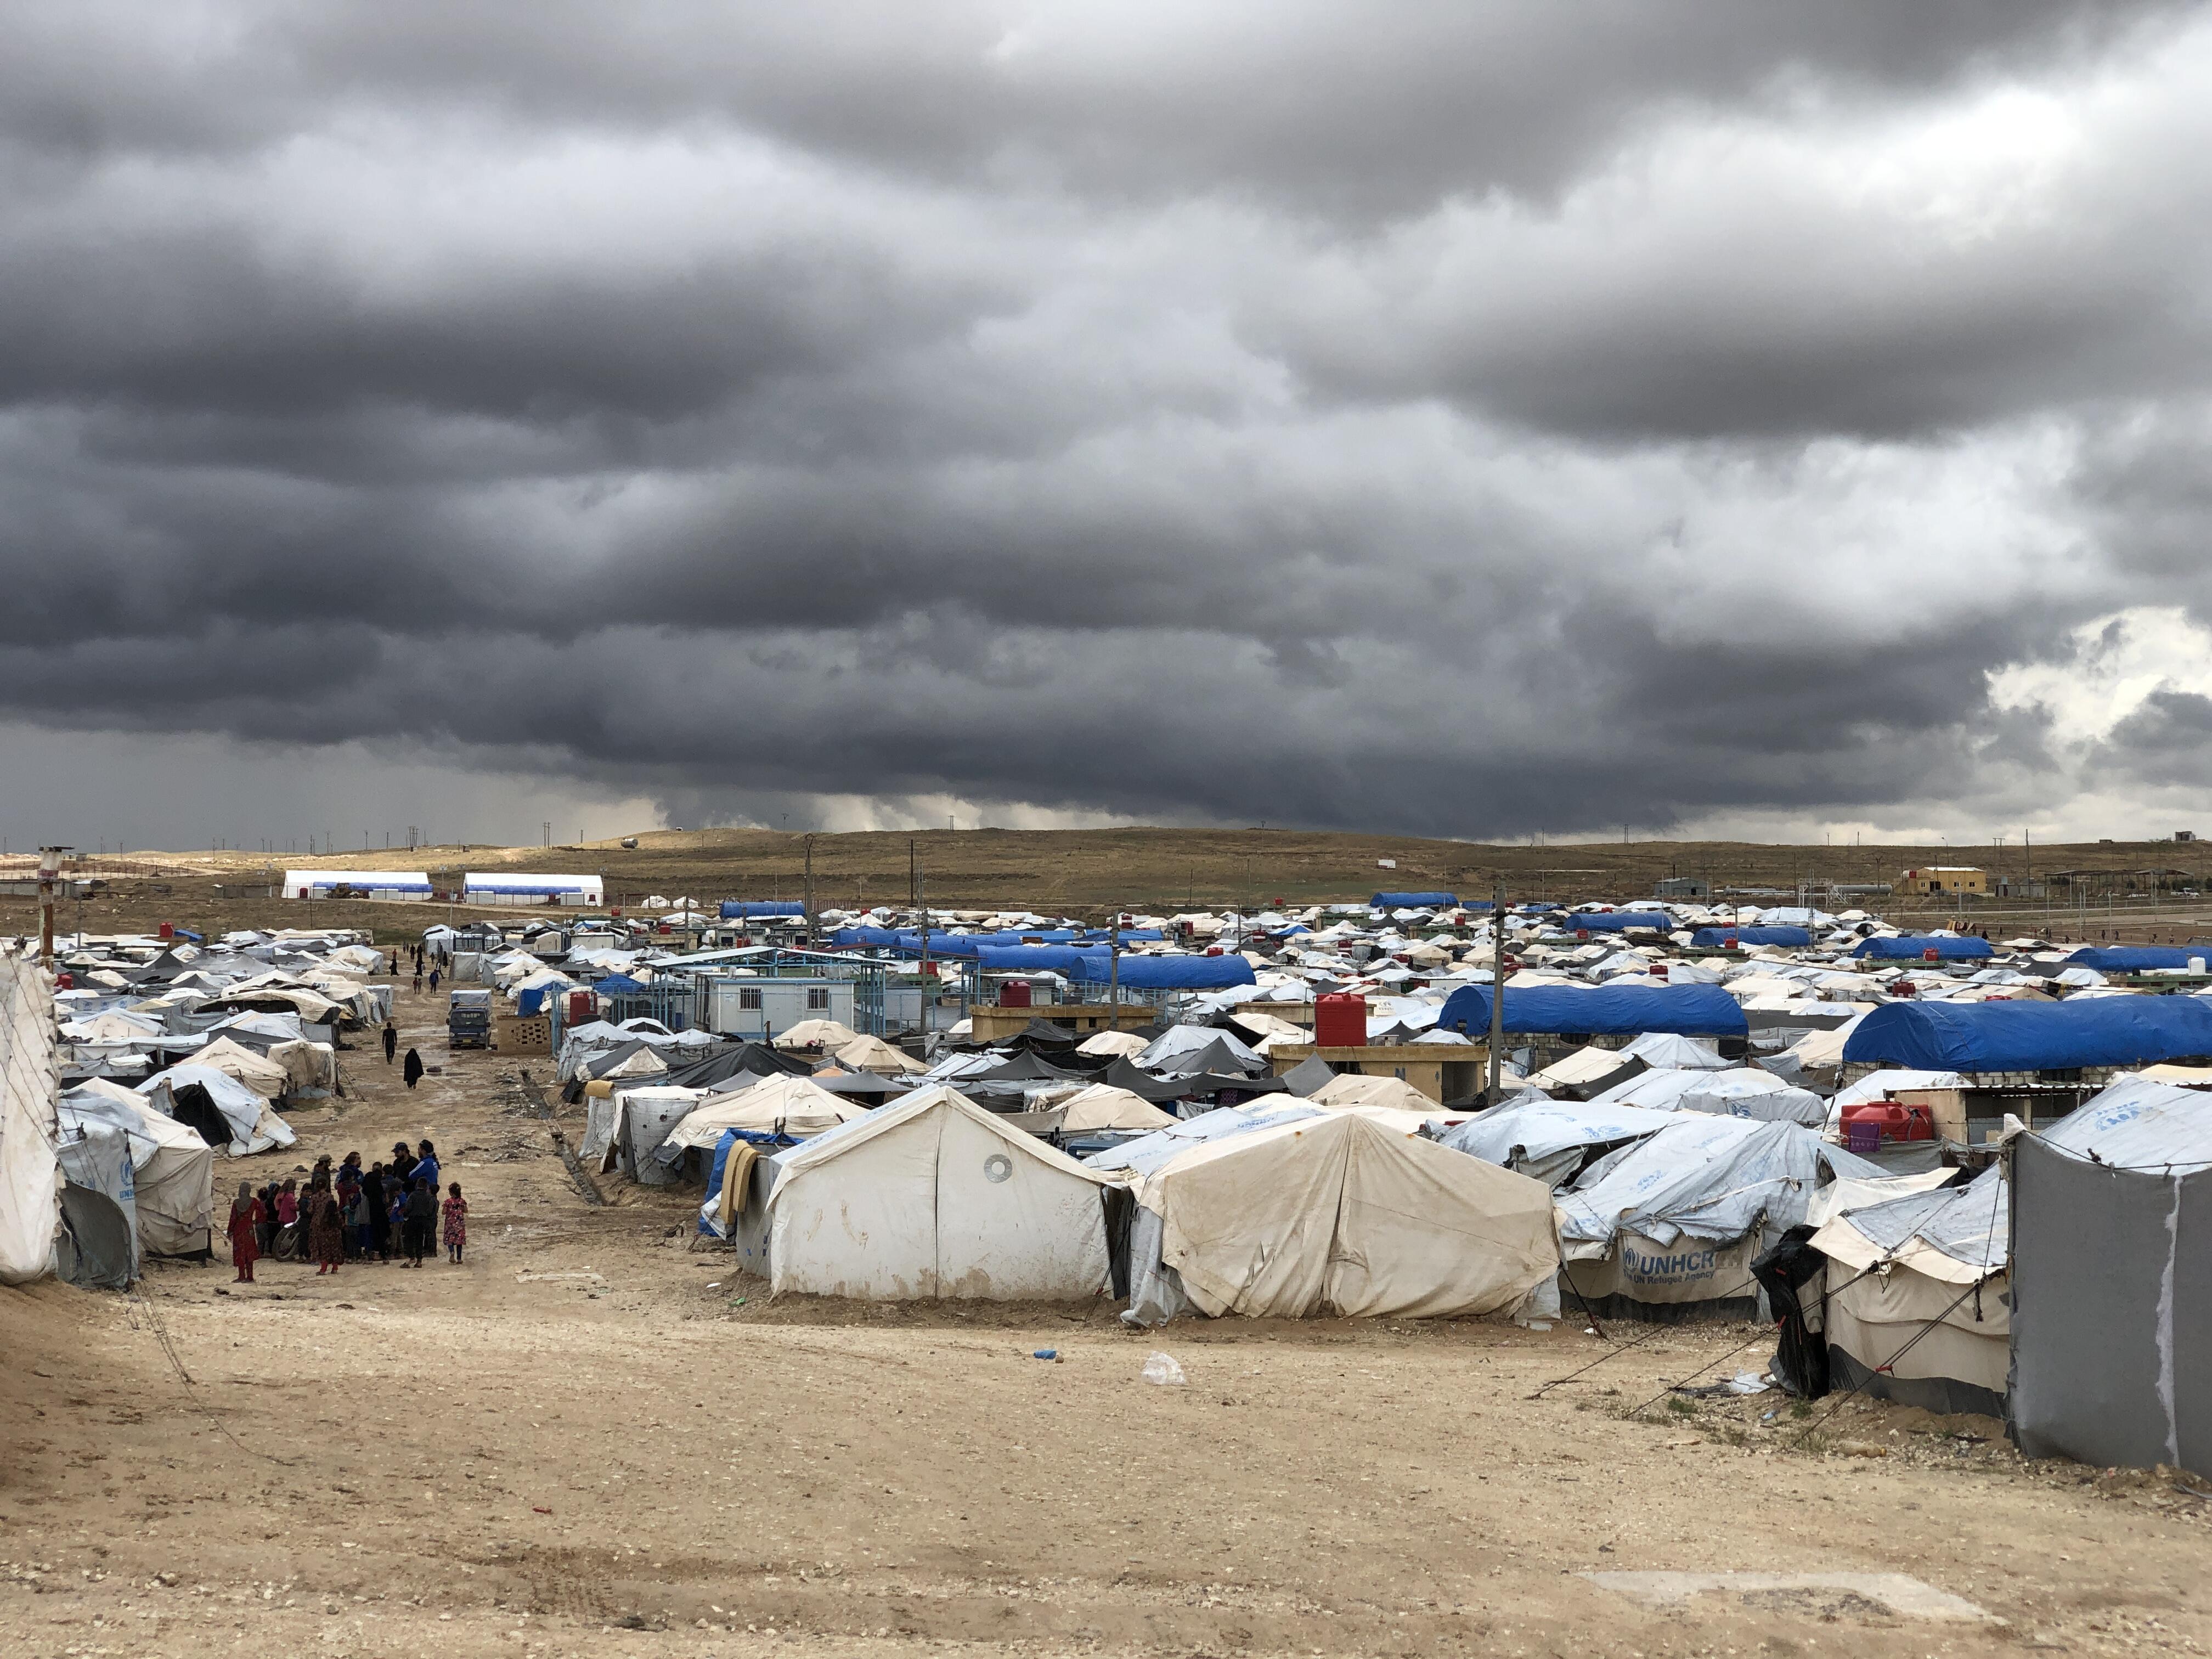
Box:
[4,978,2210,1658]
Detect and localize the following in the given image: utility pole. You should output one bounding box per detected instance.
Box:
[1108,910,1121,1021]
[917,853,930,1035]
[803,834,816,943]
[1487,875,1507,1102]
[38,846,71,966]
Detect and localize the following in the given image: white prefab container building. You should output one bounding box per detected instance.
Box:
[282,870,432,900]
[462,873,606,907]
[698,976,855,1040]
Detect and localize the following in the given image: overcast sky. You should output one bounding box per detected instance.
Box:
[6,1,2212,856]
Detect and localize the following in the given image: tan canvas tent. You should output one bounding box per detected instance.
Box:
[182,1035,291,1101]
[661,1074,866,1153]
[1125,1111,1557,1323]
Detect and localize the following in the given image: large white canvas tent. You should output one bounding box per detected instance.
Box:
[1436,1097,1680,1188]
[658,1075,864,1158]
[746,1086,1114,1300]
[182,1035,292,1101]
[0,954,63,1283]
[1121,1109,1558,1325]
[58,1081,215,1256]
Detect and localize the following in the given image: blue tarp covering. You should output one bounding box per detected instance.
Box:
[1559,911,1673,933]
[1690,926,1813,949]
[1853,934,1995,960]
[719,901,806,919]
[1437,983,1748,1038]
[1068,953,1257,990]
[592,974,647,995]
[517,986,548,1017]
[1843,996,2212,1072]
[2066,946,2207,973]
[1370,891,1459,909]
[972,944,1101,975]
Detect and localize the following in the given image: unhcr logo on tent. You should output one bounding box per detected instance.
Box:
[1622,1245,1719,1282]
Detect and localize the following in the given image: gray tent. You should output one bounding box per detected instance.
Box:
[54,1119,138,1285]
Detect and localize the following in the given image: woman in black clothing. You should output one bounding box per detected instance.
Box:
[403,1047,424,1089]
[362,1163,389,1261]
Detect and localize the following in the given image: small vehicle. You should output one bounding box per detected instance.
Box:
[447,988,493,1049]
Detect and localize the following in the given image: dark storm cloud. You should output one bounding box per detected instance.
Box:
[0,2,2203,839]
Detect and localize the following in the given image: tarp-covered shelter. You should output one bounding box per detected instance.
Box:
[1555,1117,1882,1319]
[1852,934,1995,961]
[0,955,63,1284]
[2064,946,2207,972]
[1690,926,1813,949]
[59,1081,213,1256]
[1119,1109,1556,1325]
[139,1065,297,1156]
[1435,1097,1679,1188]
[1843,997,2212,1073]
[1437,983,1748,1040]
[1809,1167,2008,1417]
[1369,891,1459,909]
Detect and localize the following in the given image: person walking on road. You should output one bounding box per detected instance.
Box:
[383,1022,398,1064]
[227,1182,264,1283]
[428,966,441,993]
[403,1047,424,1090]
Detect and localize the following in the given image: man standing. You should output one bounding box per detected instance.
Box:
[383,1021,398,1065]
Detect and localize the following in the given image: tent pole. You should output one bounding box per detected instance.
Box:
[1487,874,1506,1102]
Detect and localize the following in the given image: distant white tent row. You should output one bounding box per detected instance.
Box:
[282,869,432,900]
[462,872,606,906]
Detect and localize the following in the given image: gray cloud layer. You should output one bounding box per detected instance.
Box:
[3,2,2208,843]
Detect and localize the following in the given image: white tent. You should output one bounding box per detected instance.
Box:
[59,1080,215,1256]
[753,1086,1114,1300]
[1075,1030,1150,1059]
[1306,1074,1436,1114]
[139,1065,297,1156]
[0,955,61,1283]
[774,1018,861,1051]
[599,1085,708,1184]
[1123,1110,1557,1324]
[833,1033,926,1075]
[660,1074,865,1154]
[179,1035,291,1101]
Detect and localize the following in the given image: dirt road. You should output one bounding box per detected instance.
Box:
[4,982,2208,1657]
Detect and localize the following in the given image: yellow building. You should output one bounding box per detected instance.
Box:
[1897,866,1988,896]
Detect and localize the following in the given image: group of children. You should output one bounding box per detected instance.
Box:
[226,1140,469,1280]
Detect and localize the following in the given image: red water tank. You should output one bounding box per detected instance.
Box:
[1841,1102,1935,1142]
[1922,947,1940,962]
[54,972,74,990]
[565,990,595,1026]
[1650,962,1669,979]
[999,979,1032,1008]
[1576,928,1590,942]
[1723,935,1738,949]
[158,922,174,940]
[1315,992,1367,1048]
[1204,945,1223,957]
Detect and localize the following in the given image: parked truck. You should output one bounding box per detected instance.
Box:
[447,988,493,1049]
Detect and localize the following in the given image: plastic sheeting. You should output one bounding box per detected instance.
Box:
[55,1118,137,1283]
[2064,947,2205,972]
[1068,953,1257,990]
[1678,1070,1826,1127]
[1852,935,1995,961]
[1435,1098,1679,1188]
[2036,1074,2212,1173]
[1369,891,1459,909]
[1843,997,2212,1074]
[1437,983,1749,1039]
[1555,1116,1883,1254]
[720,901,806,918]
[1690,927,1813,949]
[0,955,62,1283]
[58,1084,212,1256]
[1558,912,1671,933]
[139,1065,297,1156]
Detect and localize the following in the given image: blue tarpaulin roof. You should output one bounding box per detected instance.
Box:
[1559,911,1672,933]
[1843,996,2212,1072]
[1370,891,1459,909]
[1853,934,1994,960]
[1437,982,1748,1038]
[719,901,806,919]
[1068,953,1257,990]
[1690,926,1813,949]
[972,944,1100,975]
[2066,946,2207,973]
[592,974,647,995]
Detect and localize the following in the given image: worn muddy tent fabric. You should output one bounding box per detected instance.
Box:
[759,1086,1114,1300]
[2063,947,2204,972]
[1121,1110,1555,1325]
[1437,983,1748,1040]
[1690,926,1813,949]
[54,1118,137,1283]
[1436,1098,1678,1188]
[1678,1070,1826,1127]
[1852,934,1995,961]
[1555,1118,1881,1316]
[605,1087,708,1184]
[182,1035,291,1101]
[140,1066,295,1156]
[58,1084,212,1255]
[1843,997,2212,1074]
[2011,1121,2212,1471]
[0,955,63,1284]
[1811,1167,2008,1417]
[662,1043,808,1090]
